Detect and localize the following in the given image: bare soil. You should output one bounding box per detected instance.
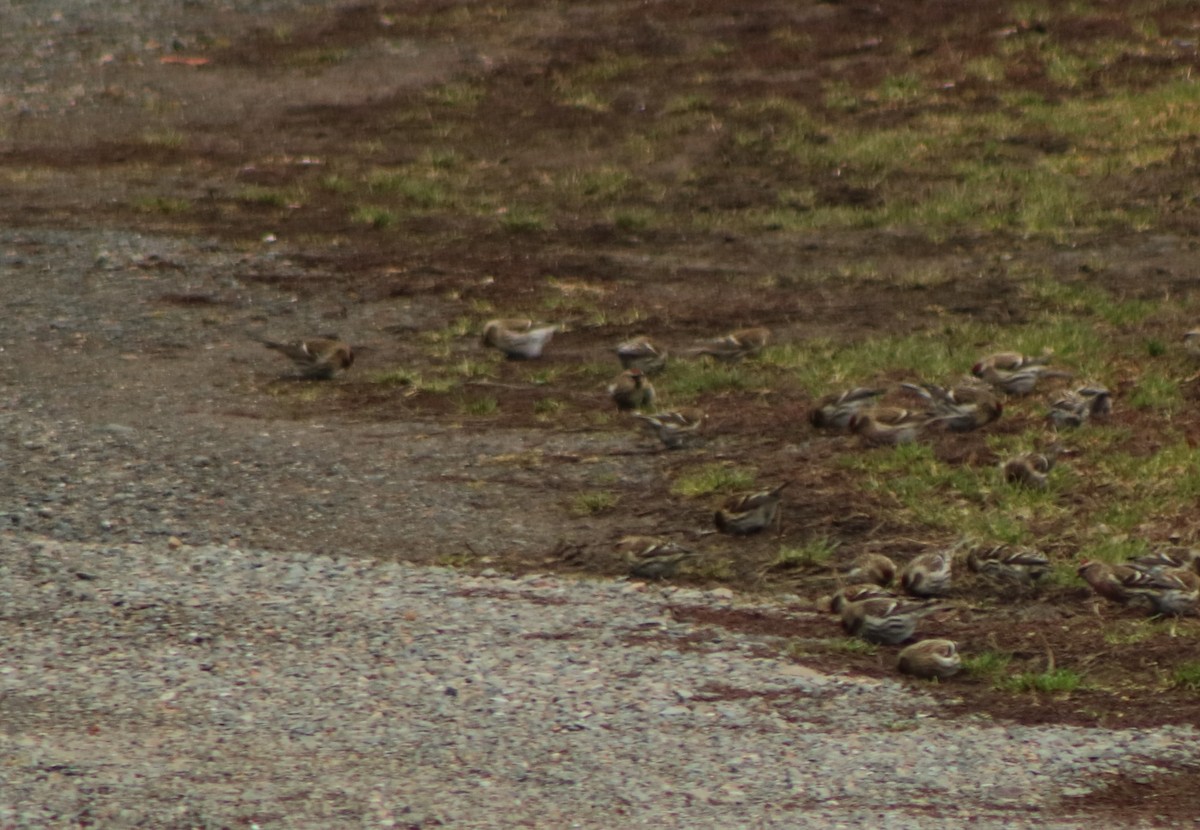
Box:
[4,0,1200,793]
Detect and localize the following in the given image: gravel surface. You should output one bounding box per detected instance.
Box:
[3,533,1198,829]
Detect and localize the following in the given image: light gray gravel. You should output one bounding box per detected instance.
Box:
[1,533,1196,828]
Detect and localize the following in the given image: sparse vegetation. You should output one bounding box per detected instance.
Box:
[670,465,756,498]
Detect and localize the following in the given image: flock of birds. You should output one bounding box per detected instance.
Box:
[250,319,1200,682]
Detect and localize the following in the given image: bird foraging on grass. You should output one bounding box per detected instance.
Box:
[899,551,954,598]
[633,408,706,449]
[251,334,354,379]
[840,597,945,645]
[714,481,789,536]
[972,351,1054,376]
[688,327,770,362]
[616,336,668,374]
[609,368,656,412]
[809,387,886,430]
[841,553,898,587]
[481,318,559,360]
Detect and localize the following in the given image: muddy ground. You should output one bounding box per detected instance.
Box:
[4,0,1200,787]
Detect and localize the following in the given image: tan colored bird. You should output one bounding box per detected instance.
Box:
[900,551,954,598]
[251,334,354,379]
[976,364,1072,396]
[714,481,789,536]
[972,351,1053,377]
[617,536,699,580]
[840,597,944,645]
[849,410,931,446]
[897,639,962,680]
[829,583,899,614]
[609,368,656,412]
[689,327,770,362]
[902,381,1003,432]
[966,545,1050,586]
[1077,559,1154,605]
[1047,386,1111,429]
[633,408,706,449]
[1126,568,1200,617]
[1002,446,1063,489]
[481,318,559,359]
[616,336,668,375]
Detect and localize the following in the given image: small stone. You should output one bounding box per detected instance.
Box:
[167,536,183,550]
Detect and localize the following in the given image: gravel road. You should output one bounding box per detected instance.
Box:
[3,533,1198,829]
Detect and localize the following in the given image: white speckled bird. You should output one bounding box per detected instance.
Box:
[972,351,1054,377]
[251,334,355,379]
[714,481,789,536]
[616,336,668,375]
[809,387,886,430]
[841,552,898,587]
[1046,386,1111,429]
[689,326,770,362]
[617,535,699,580]
[897,639,962,680]
[481,318,560,359]
[900,551,954,598]
[609,368,656,412]
[966,544,1050,585]
[976,364,1073,396]
[840,597,944,645]
[633,408,706,449]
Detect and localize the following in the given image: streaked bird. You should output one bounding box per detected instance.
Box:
[1128,547,1200,574]
[842,552,898,587]
[633,408,706,449]
[714,481,789,536]
[902,381,1003,432]
[689,326,770,362]
[809,387,886,430]
[897,639,962,680]
[972,351,1053,376]
[900,551,954,598]
[481,318,559,359]
[608,368,656,411]
[849,409,931,446]
[616,336,668,375]
[976,364,1072,396]
[1077,559,1154,605]
[829,583,898,614]
[1125,568,1200,617]
[1002,446,1063,489]
[966,544,1050,585]
[617,535,699,580]
[251,334,354,379]
[840,597,944,645]
[1047,386,1111,429]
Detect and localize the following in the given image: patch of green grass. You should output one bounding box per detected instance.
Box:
[365,169,448,208]
[351,205,398,229]
[459,396,498,416]
[141,129,184,149]
[425,81,485,108]
[1171,662,1200,692]
[1077,536,1150,565]
[1103,621,1157,647]
[1127,371,1184,414]
[772,537,840,569]
[817,637,878,656]
[963,651,1012,678]
[569,490,619,516]
[238,186,290,208]
[499,207,548,233]
[1003,668,1083,694]
[670,464,756,498]
[611,208,656,232]
[659,361,750,400]
[533,398,565,416]
[284,47,350,69]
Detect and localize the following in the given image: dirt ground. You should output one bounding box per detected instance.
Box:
[5,1,1200,799]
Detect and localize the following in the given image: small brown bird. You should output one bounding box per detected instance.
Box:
[972,351,1053,377]
[902,380,1002,431]
[842,552,898,587]
[1047,386,1111,429]
[1129,547,1200,574]
[900,551,954,598]
[609,368,656,412]
[840,597,944,645]
[849,410,931,446]
[633,408,706,449]
[689,327,770,362]
[616,336,668,374]
[617,536,699,580]
[897,639,962,680]
[966,545,1050,585]
[481,318,559,359]
[809,387,886,430]
[1077,559,1156,605]
[714,481,789,536]
[829,583,899,614]
[976,364,1072,396]
[252,334,354,379]
[1002,446,1063,489]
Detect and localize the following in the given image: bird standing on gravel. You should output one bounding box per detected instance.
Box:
[689,327,770,362]
[809,387,886,430]
[897,639,962,680]
[251,334,354,380]
[633,408,706,449]
[900,551,954,598]
[481,318,559,359]
[839,596,944,645]
[616,336,668,375]
[609,368,656,412]
[714,482,789,536]
[617,536,699,579]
